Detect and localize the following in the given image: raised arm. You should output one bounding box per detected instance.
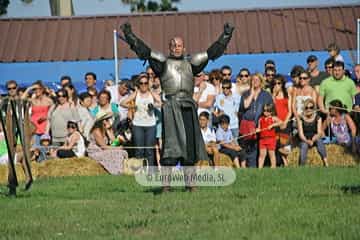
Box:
[191,23,234,74]
[120,23,165,75]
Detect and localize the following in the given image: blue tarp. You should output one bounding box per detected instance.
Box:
[0,50,356,91]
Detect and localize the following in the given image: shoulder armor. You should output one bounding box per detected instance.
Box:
[150,51,166,62]
[190,52,208,66]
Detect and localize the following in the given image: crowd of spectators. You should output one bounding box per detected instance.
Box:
[1,43,360,173]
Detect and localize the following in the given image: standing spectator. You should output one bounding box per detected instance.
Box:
[193,71,216,115]
[60,76,72,88]
[238,73,273,167]
[292,71,317,119]
[327,43,344,63]
[209,69,223,95]
[232,68,250,96]
[213,79,241,138]
[47,89,80,146]
[287,65,304,97]
[63,83,78,106]
[117,81,130,121]
[85,72,97,90]
[87,112,128,175]
[264,59,276,71]
[146,66,156,89]
[297,99,328,166]
[22,81,54,146]
[121,74,161,169]
[324,58,335,76]
[54,121,86,158]
[150,76,163,167]
[221,65,232,82]
[352,64,360,128]
[77,92,94,141]
[264,67,276,92]
[353,64,360,87]
[257,103,282,168]
[306,55,329,92]
[272,75,292,166]
[318,61,357,114]
[5,80,18,99]
[323,100,357,153]
[199,111,220,167]
[90,90,119,117]
[216,115,245,168]
[87,87,98,112]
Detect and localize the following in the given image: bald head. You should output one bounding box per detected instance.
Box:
[169,37,185,57]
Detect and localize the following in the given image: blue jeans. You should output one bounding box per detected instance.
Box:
[132,125,156,167]
[299,139,327,165]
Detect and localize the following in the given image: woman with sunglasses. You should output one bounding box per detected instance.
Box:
[271,74,292,166]
[54,121,86,158]
[87,112,128,174]
[292,71,317,120]
[233,68,250,96]
[297,99,328,166]
[22,80,54,146]
[209,69,223,95]
[47,89,80,146]
[121,74,161,170]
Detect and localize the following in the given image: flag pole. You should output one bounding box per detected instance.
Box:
[113,29,119,102]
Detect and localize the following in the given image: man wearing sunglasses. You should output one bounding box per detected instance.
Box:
[120,22,234,192]
[306,55,328,93]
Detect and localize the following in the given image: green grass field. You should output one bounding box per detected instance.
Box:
[1,167,360,240]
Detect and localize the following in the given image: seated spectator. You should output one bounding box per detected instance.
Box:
[77,92,94,141]
[63,83,79,106]
[287,65,304,97]
[232,68,250,96]
[292,70,317,119]
[327,43,344,63]
[297,99,328,167]
[199,111,220,167]
[213,79,241,138]
[87,87,98,113]
[216,115,245,168]
[53,121,86,158]
[87,112,128,175]
[323,100,357,153]
[31,134,53,162]
[221,65,232,82]
[257,103,282,168]
[90,89,119,117]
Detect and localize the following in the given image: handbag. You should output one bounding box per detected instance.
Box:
[239,119,257,141]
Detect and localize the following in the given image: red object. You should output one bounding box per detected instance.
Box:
[259,137,277,150]
[259,116,276,138]
[274,98,289,121]
[31,105,50,134]
[239,119,257,140]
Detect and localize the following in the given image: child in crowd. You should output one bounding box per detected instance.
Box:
[216,114,245,168]
[297,99,328,166]
[53,121,86,158]
[31,134,52,162]
[257,103,282,168]
[327,43,344,63]
[199,111,220,167]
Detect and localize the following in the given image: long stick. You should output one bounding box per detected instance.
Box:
[113,29,119,102]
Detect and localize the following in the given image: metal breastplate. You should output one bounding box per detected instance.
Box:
[161,58,194,97]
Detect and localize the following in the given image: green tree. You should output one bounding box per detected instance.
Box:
[0,0,10,15]
[122,0,180,13]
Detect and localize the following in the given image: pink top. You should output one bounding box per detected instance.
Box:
[31,105,50,134]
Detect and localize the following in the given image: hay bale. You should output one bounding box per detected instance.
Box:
[0,157,107,184]
[288,144,359,167]
[196,153,234,167]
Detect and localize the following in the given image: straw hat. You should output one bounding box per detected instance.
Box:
[94,111,113,123]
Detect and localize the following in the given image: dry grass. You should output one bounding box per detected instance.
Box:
[0,144,358,184]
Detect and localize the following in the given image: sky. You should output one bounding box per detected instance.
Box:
[1,0,360,18]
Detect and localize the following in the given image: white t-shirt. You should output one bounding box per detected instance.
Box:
[132,93,156,127]
[118,93,130,121]
[194,82,216,115]
[201,127,216,144]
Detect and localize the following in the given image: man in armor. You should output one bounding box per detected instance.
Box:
[120,22,234,192]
